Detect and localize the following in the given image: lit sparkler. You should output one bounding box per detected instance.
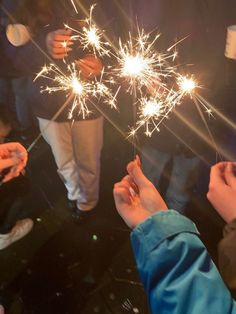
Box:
[65,4,110,56]
[129,75,202,137]
[114,28,177,97]
[34,62,117,119]
[70,0,78,14]
[112,27,215,138]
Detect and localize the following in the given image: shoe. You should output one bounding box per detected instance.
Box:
[0,218,34,250]
[72,208,94,223]
[67,199,77,210]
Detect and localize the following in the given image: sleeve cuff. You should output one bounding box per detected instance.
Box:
[131,210,199,254]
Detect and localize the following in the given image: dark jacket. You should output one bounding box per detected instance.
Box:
[2,0,105,121]
[0,0,23,77]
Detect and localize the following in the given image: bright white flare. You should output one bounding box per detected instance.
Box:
[178,76,196,94]
[35,62,116,119]
[65,4,110,56]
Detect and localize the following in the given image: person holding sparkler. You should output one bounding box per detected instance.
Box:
[3,0,104,221]
[122,0,234,214]
[113,157,236,314]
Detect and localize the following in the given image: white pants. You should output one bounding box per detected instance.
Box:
[38,116,103,211]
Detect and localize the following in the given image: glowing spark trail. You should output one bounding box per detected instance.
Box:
[112,27,215,138]
[70,0,78,14]
[115,29,175,97]
[65,4,110,56]
[35,62,117,119]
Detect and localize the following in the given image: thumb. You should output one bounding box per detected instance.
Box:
[127,160,151,187]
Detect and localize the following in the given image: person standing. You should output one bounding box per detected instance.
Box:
[3,0,104,221]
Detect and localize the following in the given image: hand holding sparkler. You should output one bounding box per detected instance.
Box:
[0,142,28,183]
[46,29,73,59]
[76,54,103,79]
[113,156,167,229]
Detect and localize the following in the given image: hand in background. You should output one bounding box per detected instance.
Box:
[46,29,73,59]
[113,157,167,229]
[207,162,236,223]
[0,142,28,183]
[76,54,103,79]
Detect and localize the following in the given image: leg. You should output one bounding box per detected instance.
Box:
[12,77,34,129]
[0,78,10,105]
[165,154,200,213]
[71,117,103,211]
[141,144,171,189]
[38,118,81,202]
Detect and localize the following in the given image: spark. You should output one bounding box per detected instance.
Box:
[35,62,117,119]
[70,0,78,14]
[114,28,177,97]
[129,75,202,137]
[122,298,140,313]
[178,75,197,95]
[65,4,110,56]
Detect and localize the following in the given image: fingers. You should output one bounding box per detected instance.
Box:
[3,167,20,183]
[76,55,103,78]
[0,157,17,172]
[224,162,236,187]
[46,29,73,59]
[127,159,151,187]
[209,162,228,187]
[0,143,27,181]
[113,182,131,205]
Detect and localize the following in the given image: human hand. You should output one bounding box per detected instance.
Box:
[46,29,73,59]
[113,156,167,228]
[207,162,236,223]
[76,54,103,79]
[0,142,28,183]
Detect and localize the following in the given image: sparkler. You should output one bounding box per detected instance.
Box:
[35,2,214,144]
[111,23,217,139]
[114,28,179,98]
[70,0,78,14]
[65,4,110,56]
[128,74,201,137]
[34,62,117,120]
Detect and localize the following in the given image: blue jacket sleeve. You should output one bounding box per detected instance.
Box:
[131,210,236,314]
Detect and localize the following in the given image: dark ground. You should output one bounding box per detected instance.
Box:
[0,105,231,314]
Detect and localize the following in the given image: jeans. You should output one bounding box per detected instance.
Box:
[142,144,200,213]
[0,76,34,129]
[38,116,104,211]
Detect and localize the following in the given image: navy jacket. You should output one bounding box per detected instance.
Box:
[3,0,106,121]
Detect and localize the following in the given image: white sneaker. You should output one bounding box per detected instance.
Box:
[0,219,34,250]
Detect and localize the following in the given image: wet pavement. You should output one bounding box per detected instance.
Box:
[0,110,227,313]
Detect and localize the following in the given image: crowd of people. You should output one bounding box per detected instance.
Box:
[0,0,236,313]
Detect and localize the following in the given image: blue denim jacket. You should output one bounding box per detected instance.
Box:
[131,210,236,314]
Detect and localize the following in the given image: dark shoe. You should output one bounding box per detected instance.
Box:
[72,208,94,223]
[67,199,77,210]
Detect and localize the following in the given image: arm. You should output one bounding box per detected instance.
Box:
[113,158,236,314]
[131,211,236,314]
